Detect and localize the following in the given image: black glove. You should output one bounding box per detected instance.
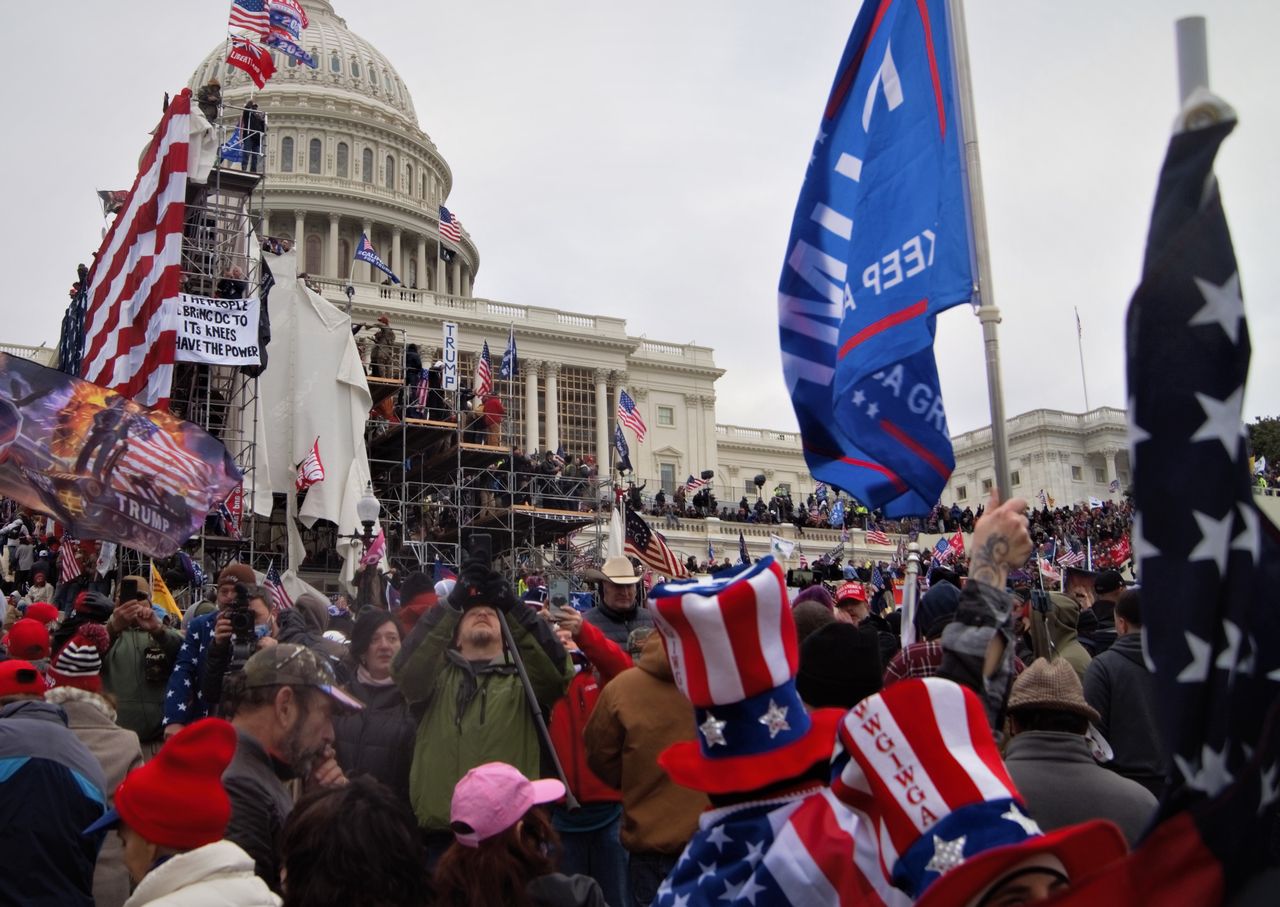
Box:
[447,564,518,614]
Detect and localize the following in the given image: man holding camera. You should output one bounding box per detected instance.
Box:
[162,562,256,738]
[393,540,571,862]
[102,575,183,755]
[200,583,279,709]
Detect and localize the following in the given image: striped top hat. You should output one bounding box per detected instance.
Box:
[646,556,844,794]
[831,677,1127,905]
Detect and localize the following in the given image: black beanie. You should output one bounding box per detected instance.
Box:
[796,623,883,710]
[398,571,434,605]
[914,582,961,639]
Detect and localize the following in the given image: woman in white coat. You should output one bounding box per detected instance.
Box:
[83,718,279,907]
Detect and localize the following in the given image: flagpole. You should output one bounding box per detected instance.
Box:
[947,0,1011,497]
[1075,307,1091,411]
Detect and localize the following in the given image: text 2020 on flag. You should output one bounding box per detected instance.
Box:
[778,0,974,517]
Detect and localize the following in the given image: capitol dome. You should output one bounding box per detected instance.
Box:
[189,0,478,294]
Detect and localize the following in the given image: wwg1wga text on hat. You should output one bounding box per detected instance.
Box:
[450,762,565,847]
[84,718,238,850]
[831,677,1127,906]
[646,556,844,794]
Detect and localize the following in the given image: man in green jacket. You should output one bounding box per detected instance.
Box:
[393,557,571,862]
[102,575,183,755]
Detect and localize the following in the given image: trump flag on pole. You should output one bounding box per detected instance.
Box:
[778,0,974,517]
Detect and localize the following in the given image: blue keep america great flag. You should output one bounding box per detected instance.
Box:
[778,0,974,517]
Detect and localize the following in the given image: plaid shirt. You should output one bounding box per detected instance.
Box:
[883,640,1026,688]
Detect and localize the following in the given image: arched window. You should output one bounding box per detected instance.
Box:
[308,138,322,174]
[361,148,373,183]
[330,53,340,73]
[406,163,414,197]
[336,142,349,178]
[305,235,322,275]
[408,259,417,288]
[350,59,361,78]
[370,67,378,86]
[385,155,395,190]
[280,136,294,173]
[338,238,351,278]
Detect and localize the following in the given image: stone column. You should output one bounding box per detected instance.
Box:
[327,213,339,278]
[260,208,272,243]
[416,236,427,292]
[544,362,561,455]
[293,210,306,252]
[594,369,610,472]
[525,360,542,453]
[361,219,373,283]
[685,393,701,468]
[450,260,461,298]
[461,268,472,297]
[391,227,402,280]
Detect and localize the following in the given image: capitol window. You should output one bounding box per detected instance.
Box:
[1071,465,1083,481]
[981,478,993,494]
[657,405,674,427]
[330,53,340,73]
[280,136,294,173]
[660,463,676,496]
[308,138,322,174]
[336,142,349,178]
[1094,467,1106,483]
[385,155,395,190]
[406,163,414,196]
[956,484,968,501]
[370,66,378,86]
[1010,469,1021,486]
[350,59,361,78]
[362,148,373,183]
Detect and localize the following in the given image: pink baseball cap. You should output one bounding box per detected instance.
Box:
[449,762,565,847]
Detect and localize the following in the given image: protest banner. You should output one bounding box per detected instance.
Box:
[173,293,261,366]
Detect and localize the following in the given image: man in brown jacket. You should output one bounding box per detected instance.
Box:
[584,631,708,907]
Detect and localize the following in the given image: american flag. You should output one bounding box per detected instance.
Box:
[473,341,493,397]
[552,444,566,468]
[57,281,88,376]
[116,417,211,502]
[866,529,891,546]
[685,474,707,494]
[1057,547,1086,567]
[439,206,463,243]
[228,0,270,37]
[1124,99,1280,889]
[870,565,885,592]
[655,787,901,907]
[624,509,688,578]
[617,389,647,442]
[929,536,951,565]
[265,562,293,612]
[1109,477,1122,493]
[80,91,190,407]
[59,536,83,585]
[295,437,325,491]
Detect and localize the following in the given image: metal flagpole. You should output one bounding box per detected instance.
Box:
[947,0,1011,497]
[1075,307,1090,411]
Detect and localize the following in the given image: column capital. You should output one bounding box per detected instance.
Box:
[392,225,402,237]
[684,393,700,407]
[593,368,611,384]
[630,386,648,401]
[611,370,629,386]
[328,211,340,224]
[293,209,307,219]
[544,361,562,377]
[526,359,544,377]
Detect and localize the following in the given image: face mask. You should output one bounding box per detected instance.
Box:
[254,623,271,640]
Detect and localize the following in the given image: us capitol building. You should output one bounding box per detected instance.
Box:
[0,0,1133,568]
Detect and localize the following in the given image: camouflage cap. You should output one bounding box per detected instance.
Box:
[241,644,362,712]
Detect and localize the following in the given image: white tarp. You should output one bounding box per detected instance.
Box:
[251,249,378,584]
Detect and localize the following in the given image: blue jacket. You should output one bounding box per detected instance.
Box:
[163,610,218,727]
[0,700,109,907]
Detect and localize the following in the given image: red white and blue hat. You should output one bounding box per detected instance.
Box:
[831,677,1128,905]
[647,556,844,794]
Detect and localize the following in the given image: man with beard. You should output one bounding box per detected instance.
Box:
[219,644,363,891]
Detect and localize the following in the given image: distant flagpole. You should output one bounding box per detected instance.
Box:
[1075,306,1091,411]
[948,0,1011,496]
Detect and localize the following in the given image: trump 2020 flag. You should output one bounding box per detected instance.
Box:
[779,0,974,517]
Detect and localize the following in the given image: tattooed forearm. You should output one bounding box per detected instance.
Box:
[969,533,1010,589]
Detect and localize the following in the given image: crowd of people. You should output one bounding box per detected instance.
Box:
[1,487,1271,905]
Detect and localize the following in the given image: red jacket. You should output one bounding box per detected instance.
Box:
[549,619,631,805]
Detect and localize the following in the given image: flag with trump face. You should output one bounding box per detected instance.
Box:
[779,0,974,518]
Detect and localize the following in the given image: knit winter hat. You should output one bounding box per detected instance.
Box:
[3,618,51,661]
[796,622,883,709]
[48,623,110,693]
[1006,656,1100,724]
[85,718,238,850]
[73,591,115,622]
[791,601,836,645]
[24,601,61,626]
[914,582,961,639]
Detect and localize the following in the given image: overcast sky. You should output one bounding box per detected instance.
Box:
[4,1,1276,436]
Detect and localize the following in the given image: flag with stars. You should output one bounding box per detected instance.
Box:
[778,0,973,519]
[1126,92,1280,890]
[655,787,907,907]
[624,508,688,579]
[265,561,293,612]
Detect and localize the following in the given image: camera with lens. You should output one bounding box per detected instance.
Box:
[226,582,257,674]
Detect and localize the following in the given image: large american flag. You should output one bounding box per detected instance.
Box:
[1056,547,1086,568]
[228,0,270,37]
[473,341,493,397]
[617,389,647,442]
[866,529,891,546]
[439,206,463,243]
[684,474,707,494]
[624,508,688,578]
[1123,101,1280,891]
[80,91,190,407]
[655,787,907,907]
[116,416,211,502]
